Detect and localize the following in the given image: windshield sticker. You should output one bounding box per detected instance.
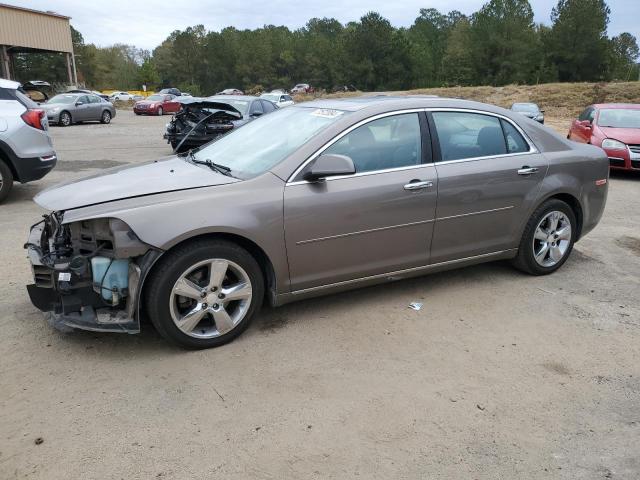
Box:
[311,108,344,118]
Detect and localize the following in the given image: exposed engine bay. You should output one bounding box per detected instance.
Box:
[163,99,243,153]
[25,212,158,333]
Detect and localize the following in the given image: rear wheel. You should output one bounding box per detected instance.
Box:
[157,107,163,116]
[145,239,264,349]
[512,199,576,275]
[0,160,13,202]
[100,110,112,124]
[59,111,72,126]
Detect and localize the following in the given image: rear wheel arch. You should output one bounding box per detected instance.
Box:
[542,193,583,240]
[0,142,18,180]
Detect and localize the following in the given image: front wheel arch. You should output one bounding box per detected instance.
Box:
[142,232,277,308]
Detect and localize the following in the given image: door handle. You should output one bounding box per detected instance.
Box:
[404,180,433,191]
[517,166,539,175]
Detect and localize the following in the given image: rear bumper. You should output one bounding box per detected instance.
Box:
[13,153,57,183]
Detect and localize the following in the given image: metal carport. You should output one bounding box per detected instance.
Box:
[0,3,77,84]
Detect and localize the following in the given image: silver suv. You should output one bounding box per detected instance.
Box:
[0,78,57,201]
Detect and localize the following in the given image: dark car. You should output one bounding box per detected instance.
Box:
[159,88,181,96]
[164,95,277,152]
[511,103,544,124]
[133,94,181,116]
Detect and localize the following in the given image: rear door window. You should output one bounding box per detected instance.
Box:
[432,112,507,161]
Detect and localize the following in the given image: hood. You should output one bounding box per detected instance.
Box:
[41,102,72,110]
[35,156,239,211]
[597,126,640,145]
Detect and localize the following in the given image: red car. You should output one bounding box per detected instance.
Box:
[133,94,180,116]
[568,103,640,171]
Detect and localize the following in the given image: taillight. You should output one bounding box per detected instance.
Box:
[21,109,46,130]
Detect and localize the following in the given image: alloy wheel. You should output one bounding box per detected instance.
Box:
[102,111,111,123]
[169,258,253,339]
[532,211,572,267]
[60,112,71,126]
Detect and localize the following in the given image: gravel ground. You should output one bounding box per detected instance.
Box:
[1,111,639,479]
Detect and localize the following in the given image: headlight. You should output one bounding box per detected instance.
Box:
[602,139,626,150]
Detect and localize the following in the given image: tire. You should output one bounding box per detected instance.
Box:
[59,111,72,126]
[0,160,13,203]
[157,107,163,116]
[100,110,112,124]
[145,239,265,349]
[512,199,577,275]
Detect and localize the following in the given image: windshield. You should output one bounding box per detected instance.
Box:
[147,94,164,101]
[261,94,279,102]
[597,108,640,128]
[512,103,538,113]
[48,94,77,104]
[191,106,348,179]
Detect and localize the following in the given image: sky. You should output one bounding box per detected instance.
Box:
[12,0,640,51]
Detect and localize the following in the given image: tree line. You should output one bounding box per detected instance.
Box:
[11,0,640,94]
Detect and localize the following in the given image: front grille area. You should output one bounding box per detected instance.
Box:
[632,160,640,169]
[628,144,640,154]
[609,157,625,167]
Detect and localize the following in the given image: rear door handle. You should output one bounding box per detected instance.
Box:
[517,166,539,175]
[404,180,433,191]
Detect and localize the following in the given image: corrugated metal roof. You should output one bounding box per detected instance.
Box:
[0,3,73,53]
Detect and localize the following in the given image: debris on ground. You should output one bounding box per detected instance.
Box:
[408,302,423,311]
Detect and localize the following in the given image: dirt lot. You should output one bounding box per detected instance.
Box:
[1,111,639,479]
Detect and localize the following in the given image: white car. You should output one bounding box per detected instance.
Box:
[260,93,294,108]
[109,91,135,101]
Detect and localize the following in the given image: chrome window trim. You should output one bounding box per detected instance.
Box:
[286,109,426,185]
[427,108,538,165]
[286,107,540,185]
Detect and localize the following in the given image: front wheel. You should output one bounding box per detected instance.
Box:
[145,239,264,349]
[512,199,576,275]
[157,107,163,116]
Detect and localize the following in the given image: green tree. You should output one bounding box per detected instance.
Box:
[609,32,639,80]
[470,0,538,85]
[548,0,611,81]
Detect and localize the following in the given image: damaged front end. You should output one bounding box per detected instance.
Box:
[25,212,160,333]
[163,100,242,153]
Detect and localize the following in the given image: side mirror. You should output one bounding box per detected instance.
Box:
[579,119,592,128]
[250,111,263,117]
[303,154,355,182]
[75,101,83,106]
[539,109,545,113]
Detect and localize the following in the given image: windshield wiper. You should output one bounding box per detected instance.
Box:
[187,151,233,177]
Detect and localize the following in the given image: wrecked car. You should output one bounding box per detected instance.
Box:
[26,97,608,350]
[163,95,276,152]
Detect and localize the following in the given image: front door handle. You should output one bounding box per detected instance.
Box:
[517,166,539,175]
[404,180,433,191]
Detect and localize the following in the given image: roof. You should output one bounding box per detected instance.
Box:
[296,95,451,112]
[0,78,20,89]
[208,95,258,101]
[0,3,73,53]
[592,103,640,109]
[0,3,69,19]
